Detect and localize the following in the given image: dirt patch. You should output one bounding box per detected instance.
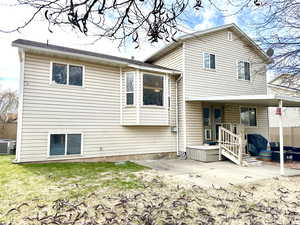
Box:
[2,171,300,225]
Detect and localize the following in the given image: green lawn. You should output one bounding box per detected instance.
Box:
[0,155,147,221]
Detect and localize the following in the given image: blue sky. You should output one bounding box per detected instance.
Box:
[0,1,265,92]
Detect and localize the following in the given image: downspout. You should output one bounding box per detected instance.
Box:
[175,74,183,156]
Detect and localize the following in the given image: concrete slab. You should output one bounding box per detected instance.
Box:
[134,159,300,188]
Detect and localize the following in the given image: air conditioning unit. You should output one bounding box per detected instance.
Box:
[0,139,16,154]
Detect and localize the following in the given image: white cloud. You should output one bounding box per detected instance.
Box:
[193,8,216,31]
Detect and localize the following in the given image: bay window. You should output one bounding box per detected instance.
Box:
[126,72,135,105]
[143,74,164,106]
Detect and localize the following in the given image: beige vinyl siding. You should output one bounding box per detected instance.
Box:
[177,79,185,152]
[153,46,183,71]
[223,104,269,139]
[20,53,176,162]
[186,102,203,146]
[184,30,267,99]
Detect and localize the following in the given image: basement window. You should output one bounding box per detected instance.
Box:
[52,62,84,86]
[49,133,82,156]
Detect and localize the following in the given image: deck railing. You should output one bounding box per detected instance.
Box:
[218,126,244,166]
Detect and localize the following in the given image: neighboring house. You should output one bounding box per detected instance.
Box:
[268,74,300,127]
[12,24,300,165]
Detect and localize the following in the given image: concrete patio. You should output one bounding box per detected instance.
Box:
[135,159,300,188]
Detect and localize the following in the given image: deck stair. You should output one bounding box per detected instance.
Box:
[219,126,258,167]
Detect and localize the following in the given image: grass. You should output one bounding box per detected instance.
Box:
[0,155,147,220]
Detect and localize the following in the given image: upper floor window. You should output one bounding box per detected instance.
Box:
[126,72,134,105]
[52,63,83,86]
[203,53,216,70]
[238,61,251,81]
[143,74,164,106]
[240,107,257,127]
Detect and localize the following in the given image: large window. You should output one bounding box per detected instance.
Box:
[203,53,216,69]
[143,74,164,106]
[52,63,83,86]
[238,61,251,80]
[126,72,134,105]
[240,107,257,127]
[49,133,82,156]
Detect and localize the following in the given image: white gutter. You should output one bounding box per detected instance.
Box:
[12,43,179,75]
[175,74,183,156]
[16,49,25,163]
[127,64,179,75]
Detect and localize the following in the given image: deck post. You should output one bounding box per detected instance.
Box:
[239,135,243,166]
[218,126,222,160]
[278,100,284,176]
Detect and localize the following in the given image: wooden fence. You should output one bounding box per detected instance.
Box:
[0,123,17,140]
[270,127,300,147]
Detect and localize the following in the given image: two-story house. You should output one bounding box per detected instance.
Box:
[12,24,300,166]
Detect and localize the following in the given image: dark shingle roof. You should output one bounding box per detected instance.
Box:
[12,39,180,73]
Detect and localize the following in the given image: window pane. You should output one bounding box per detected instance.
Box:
[240,107,249,126]
[126,93,134,105]
[203,108,210,126]
[52,63,67,84]
[238,61,244,79]
[69,65,83,86]
[143,74,164,106]
[67,134,81,155]
[249,108,257,126]
[214,108,222,123]
[204,53,210,68]
[210,54,216,69]
[50,134,65,155]
[244,62,250,80]
[126,73,134,92]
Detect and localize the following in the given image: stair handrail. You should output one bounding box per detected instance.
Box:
[219,126,244,166]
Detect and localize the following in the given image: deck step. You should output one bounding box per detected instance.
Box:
[242,156,262,167]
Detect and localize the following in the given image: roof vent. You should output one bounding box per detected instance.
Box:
[131,56,135,60]
[228,32,233,41]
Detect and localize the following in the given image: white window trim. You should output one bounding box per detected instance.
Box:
[237,60,251,81]
[47,132,84,157]
[202,52,216,70]
[228,31,233,41]
[125,71,135,106]
[239,106,257,128]
[205,129,212,140]
[141,72,166,108]
[50,61,85,87]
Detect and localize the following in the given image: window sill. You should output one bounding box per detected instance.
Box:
[237,78,251,82]
[141,105,167,109]
[203,68,216,72]
[48,154,82,158]
[50,83,85,89]
[124,105,136,109]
